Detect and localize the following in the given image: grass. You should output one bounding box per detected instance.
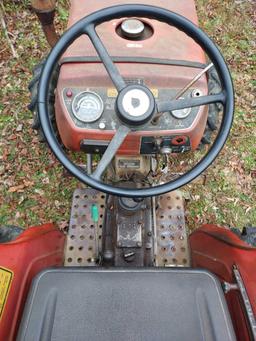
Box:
[0,0,255,230]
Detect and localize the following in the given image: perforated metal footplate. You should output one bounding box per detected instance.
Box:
[155,191,190,267]
[64,189,106,266]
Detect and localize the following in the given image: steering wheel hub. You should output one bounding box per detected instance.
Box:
[116,85,155,126]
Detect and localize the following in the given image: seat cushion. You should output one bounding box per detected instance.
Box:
[17,268,235,341]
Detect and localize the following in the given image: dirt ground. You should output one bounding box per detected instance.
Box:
[0,0,255,230]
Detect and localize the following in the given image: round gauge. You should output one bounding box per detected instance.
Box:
[72,91,104,123]
[171,97,191,119]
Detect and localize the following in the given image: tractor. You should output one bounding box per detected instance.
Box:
[0,1,255,340]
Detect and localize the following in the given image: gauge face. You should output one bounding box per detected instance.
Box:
[72,91,104,123]
[171,97,191,119]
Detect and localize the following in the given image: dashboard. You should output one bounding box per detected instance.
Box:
[55,85,208,155]
[63,87,200,130]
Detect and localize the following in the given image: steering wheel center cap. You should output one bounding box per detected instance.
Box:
[116,85,155,126]
[122,89,150,117]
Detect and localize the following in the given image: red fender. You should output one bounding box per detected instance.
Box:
[190,224,256,341]
[0,224,65,341]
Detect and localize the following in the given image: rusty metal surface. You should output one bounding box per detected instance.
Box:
[155,191,190,267]
[64,188,106,266]
[102,194,154,267]
[117,220,142,248]
[65,188,189,267]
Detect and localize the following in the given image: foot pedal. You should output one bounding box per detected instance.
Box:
[64,189,106,266]
[155,191,190,267]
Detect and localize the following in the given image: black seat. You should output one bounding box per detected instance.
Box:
[17,268,235,341]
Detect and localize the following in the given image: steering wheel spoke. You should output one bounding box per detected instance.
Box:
[92,125,131,180]
[156,92,226,114]
[85,25,126,92]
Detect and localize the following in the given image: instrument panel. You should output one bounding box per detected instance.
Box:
[56,84,208,155]
[62,87,202,131]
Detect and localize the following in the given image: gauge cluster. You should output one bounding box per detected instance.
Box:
[72,91,104,123]
[62,87,201,131]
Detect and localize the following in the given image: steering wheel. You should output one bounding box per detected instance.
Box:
[38,4,234,198]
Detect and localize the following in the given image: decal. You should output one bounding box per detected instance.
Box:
[0,267,13,321]
[126,43,143,48]
[150,89,159,98]
[107,88,118,98]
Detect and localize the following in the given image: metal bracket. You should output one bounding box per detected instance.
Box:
[233,265,256,339]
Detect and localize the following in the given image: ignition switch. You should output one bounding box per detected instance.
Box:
[154,138,172,153]
[160,140,172,154]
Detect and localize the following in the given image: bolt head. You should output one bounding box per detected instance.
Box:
[145,243,152,250]
[99,122,106,130]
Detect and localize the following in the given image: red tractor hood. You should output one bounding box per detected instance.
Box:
[63,0,205,64]
[56,0,208,153]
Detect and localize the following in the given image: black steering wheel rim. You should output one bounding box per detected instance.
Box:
[38,4,234,198]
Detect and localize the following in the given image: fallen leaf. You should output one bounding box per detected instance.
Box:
[8,134,17,141]
[251,170,256,178]
[18,195,26,204]
[34,188,44,196]
[42,177,49,184]
[8,184,25,193]
[23,180,34,187]
[57,221,69,232]
[16,124,23,132]
[15,211,21,219]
